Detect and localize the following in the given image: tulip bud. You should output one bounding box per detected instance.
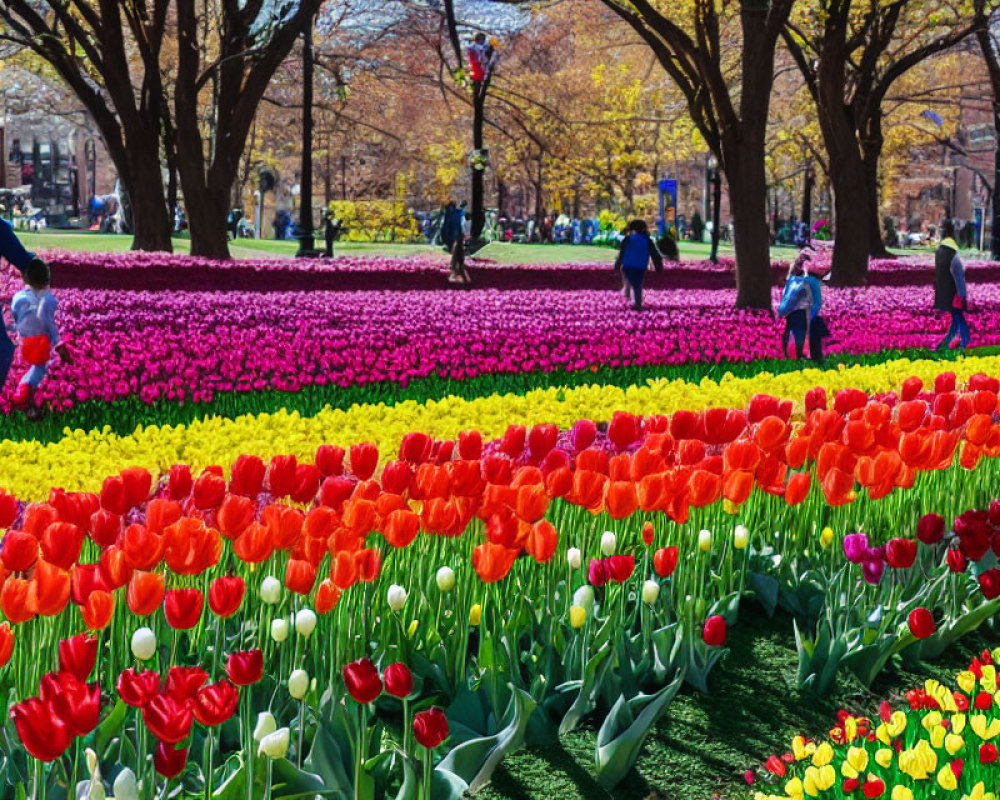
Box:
[387,584,408,612]
[113,769,139,800]
[820,527,834,549]
[260,576,281,604]
[641,580,660,605]
[698,529,712,553]
[600,531,616,556]
[569,605,586,629]
[258,727,290,759]
[566,548,582,570]
[469,604,482,626]
[407,619,419,638]
[573,585,595,611]
[294,608,317,638]
[253,711,277,742]
[435,567,456,593]
[131,627,156,661]
[270,618,289,643]
[733,525,749,550]
[86,747,99,777]
[288,669,309,700]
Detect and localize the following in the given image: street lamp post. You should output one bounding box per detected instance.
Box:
[295,13,320,258]
[708,154,722,264]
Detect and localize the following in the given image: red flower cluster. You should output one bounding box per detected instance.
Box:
[587,555,635,588]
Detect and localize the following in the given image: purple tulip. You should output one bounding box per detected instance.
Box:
[843,533,869,564]
[861,557,886,585]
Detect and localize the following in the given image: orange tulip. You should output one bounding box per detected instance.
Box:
[687,470,722,508]
[340,499,376,538]
[961,442,983,471]
[126,571,166,617]
[574,448,609,475]
[285,559,317,595]
[724,439,761,472]
[163,518,222,575]
[722,471,753,507]
[785,436,809,470]
[413,464,450,500]
[82,590,115,630]
[122,524,165,571]
[545,466,573,499]
[447,460,484,497]
[515,484,548,523]
[784,472,811,505]
[754,417,790,451]
[99,545,133,590]
[331,550,359,590]
[146,498,182,535]
[966,414,992,447]
[303,506,338,542]
[421,498,460,535]
[233,522,274,564]
[41,522,85,571]
[0,577,33,624]
[606,481,638,519]
[0,622,13,667]
[525,520,557,564]
[315,579,341,614]
[472,542,519,583]
[355,548,381,582]
[821,467,856,507]
[29,559,71,617]
[375,492,408,521]
[216,494,256,540]
[383,509,420,548]
[637,473,666,512]
[897,400,928,433]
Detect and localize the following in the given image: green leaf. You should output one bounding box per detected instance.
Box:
[748,572,779,617]
[96,699,128,758]
[559,641,613,735]
[270,758,348,800]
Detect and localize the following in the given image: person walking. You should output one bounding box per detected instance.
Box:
[0,217,45,390]
[614,219,663,311]
[934,219,970,351]
[778,254,819,360]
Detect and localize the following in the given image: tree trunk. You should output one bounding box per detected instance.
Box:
[471,83,486,240]
[827,157,871,285]
[186,187,232,259]
[725,145,772,309]
[861,110,891,258]
[124,141,173,252]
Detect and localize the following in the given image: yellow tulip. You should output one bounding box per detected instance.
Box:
[791,736,813,761]
[569,606,587,629]
[964,781,998,800]
[887,710,907,737]
[930,725,946,749]
[971,714,1000,740]
[845,746,868,773]
[406,620,418,638]
[811,742,833,767]
[891,787,914,800]
[921,711,943,733]
[937,764,958,791]
[982,666,997,694]
[957,671,977,694]
[784,777,804,800]
[898,740,937,780]
[952,714,966,735]
[819,527,833,548]
[944,732,965,755]
[469,604,482,626]
[875,748,894,768]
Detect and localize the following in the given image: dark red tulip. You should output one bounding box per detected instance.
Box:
[607,554,635,583]
[154,741,189,778]
[383,663,414,699]
[193,680,239,727]
[908,607,935,639]
[117,668,161,708]
[947,548,968,573]
[230,455,266,498]
[343,658,382,704]
[315,444,345,477]
[163,588,204,630]
[702,615,727,647]
[226,650,263,686]
[39,671,100,737]
[59,634,98,682]
[168,465,193,501]
[916,513,945,545]
[10,697,72,761]
[350,443,379,481]
[885,538,917,569]
[142,694,194,744]
[165,666,209,703]
[588,559,609,588]
[413,707,449,749]
[981,743,999,764]
[980,569,1000,600]
[207,576,245,619]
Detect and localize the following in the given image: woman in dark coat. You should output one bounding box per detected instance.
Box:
[934,219,970,351]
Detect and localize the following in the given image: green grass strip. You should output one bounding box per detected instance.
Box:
[4,346,987,444]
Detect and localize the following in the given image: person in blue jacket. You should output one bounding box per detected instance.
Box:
[614,219,663,310]
[0,218,45,390]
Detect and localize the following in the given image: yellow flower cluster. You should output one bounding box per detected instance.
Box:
[754,650,1000,800]
[3,352,999,501]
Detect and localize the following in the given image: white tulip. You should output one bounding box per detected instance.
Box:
[253,711,277,742]
[641,580,660,605]
[260,576,281,604]
[288,669,309,701]
[600,531,617,556]
[435,566,456,592]
[698,529,712,553]
[566,548,582,570]
[112,768,138,800]
[573,585,595,611]
[734,525,749,550]
[258,727,290,759]
[270,618,289,643]
[387,584,408,612]
[294,608,317,638]
[130,628,156,662]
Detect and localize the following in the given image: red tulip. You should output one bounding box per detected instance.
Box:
[642,522,655,547]
[193,680,239,727]
[39,671,100,737]
[165,666,209,703]
[120,467,152,509]
[192,471,226,510]
[208,576,245,618]
[916,513,945,545]
[100,475,128,516]
[383,663,414,699]
[908,607,935,639]
[315,579,342,615]
[142,694,194,744]
[230,455,266,498]
[981,569,1000,600]
[154,741,189,778]
[168,464,194,501]
[343,658,382,704]
[0,622,13,667]
[607,554,635,583]
[764,755,786,776]
[653,546,679,578]
[10,697,72,761]
[350,443,379,481]
[702,615,727,647]
[1,530,38,572]
[41,522,85,570]
[885,538,917,569]
[315,444,345,476]
[226,650,263,686]
[947,548,968,573]
[0,491,18,528]
[59,634,98,682]
[117,668,161,708]
[413,707,449,749]
[163,588,204,630]
[285,559,317,595]
[588,558,610,588]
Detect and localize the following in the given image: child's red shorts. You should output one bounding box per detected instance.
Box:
[21,335,51,367]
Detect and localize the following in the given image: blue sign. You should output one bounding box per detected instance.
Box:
[658,179,678,238]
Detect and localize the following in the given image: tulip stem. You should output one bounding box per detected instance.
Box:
[297,700,305,769]
[421,746,432,800]
[203,727,215,800]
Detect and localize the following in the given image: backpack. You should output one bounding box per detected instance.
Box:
[778,277,810,318]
